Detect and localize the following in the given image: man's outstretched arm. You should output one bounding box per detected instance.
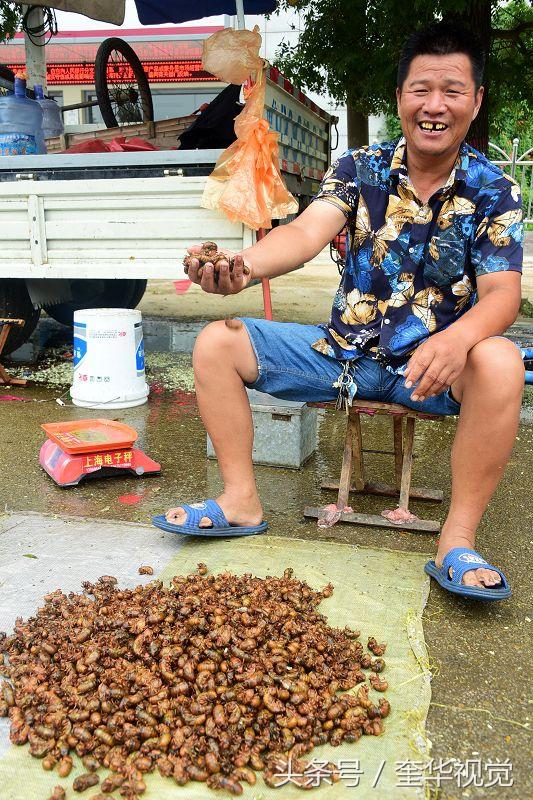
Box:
[186,200,347,295]
[241,200,347,278]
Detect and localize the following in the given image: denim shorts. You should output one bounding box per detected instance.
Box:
[239,318,461,416]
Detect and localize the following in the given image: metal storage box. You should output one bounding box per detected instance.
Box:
[207,389,318,469]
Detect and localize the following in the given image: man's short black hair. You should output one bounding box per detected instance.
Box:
[397,22,485,91]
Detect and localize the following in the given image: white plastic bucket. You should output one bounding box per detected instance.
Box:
[70,308,149,409]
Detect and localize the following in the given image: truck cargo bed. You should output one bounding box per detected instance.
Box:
[0,169,253,280]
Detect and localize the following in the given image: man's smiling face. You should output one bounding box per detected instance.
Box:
[396,52,484,161]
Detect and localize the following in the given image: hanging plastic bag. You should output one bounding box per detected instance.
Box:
[202,26,263,85]
[201,28,298,231]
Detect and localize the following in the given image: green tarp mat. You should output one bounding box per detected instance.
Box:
[0,535,432,799]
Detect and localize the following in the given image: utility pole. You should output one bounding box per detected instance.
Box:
[21,5,48,91]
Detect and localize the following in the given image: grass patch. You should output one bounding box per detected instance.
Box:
[145,353,195,392]
[8,349,195,394]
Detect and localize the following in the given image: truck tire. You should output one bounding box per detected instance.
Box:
[43,278,147,327]
[0,279,41,355]
[127,279,147,310]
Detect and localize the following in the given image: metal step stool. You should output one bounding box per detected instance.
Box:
[304,399,446,533]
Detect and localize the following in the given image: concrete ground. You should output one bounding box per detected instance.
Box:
[1,252,532,798]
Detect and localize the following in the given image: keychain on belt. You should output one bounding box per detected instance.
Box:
[333,361,357,412]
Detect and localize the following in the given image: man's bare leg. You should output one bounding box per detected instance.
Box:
[437,337,524,588]
[165,321,263,527]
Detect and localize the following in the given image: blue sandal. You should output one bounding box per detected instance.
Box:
[424,547,511,601]
[152,498,268,538]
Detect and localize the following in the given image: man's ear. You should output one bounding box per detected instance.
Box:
[395,86,402,116]
[471,85,484,121]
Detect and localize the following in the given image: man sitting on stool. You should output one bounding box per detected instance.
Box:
[154,22,524,602]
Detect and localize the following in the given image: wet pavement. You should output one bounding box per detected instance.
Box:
[1,314,532,798]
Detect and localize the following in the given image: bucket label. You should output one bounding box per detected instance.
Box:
[135,339,145,375]
[0,133,37,156]
[88,329,121,339]
[73,323,87,367]
[134,322,145,376]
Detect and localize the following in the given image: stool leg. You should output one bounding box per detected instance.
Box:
[393,416,403,491]
[337,414,356,508]
[0,323,27,386]
[0,325,9,355]
[0,326,11,385]
[398,417,415,510]
[350,411,365,493]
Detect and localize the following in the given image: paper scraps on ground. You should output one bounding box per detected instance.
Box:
[118,493,144,505]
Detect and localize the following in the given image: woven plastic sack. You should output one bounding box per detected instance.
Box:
[201,28,298,230]
[0,520,432,800]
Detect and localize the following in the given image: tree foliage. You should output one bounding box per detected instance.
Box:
[489,0,532,124]
[274,0,532,145]
[0,2,22,43]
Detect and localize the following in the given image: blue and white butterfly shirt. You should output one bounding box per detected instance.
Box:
[311,137,523,373]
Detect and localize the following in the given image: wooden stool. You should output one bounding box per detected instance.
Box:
[304,399,446,533]
[0,319,27,386]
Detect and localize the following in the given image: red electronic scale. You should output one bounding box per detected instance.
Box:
[40,419,161,487]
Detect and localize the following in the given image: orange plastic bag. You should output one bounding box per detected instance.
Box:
[202,26,263,85]
[201,28,298,231]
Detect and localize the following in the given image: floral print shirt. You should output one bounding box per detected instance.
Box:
[311,137,523,373]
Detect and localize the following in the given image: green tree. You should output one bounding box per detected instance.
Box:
[0,2,22,43]
[487,0,532,153]
[274,0,532,152]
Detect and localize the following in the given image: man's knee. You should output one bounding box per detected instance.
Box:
[193,320,258,382]
[193,320,232,370]
[466,337,524,392]
[194,320,227,356]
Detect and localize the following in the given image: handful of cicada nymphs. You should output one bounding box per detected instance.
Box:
[183,241,251,284]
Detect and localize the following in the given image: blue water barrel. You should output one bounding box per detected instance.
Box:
[0,73,46,155]
[34,84,64,139]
